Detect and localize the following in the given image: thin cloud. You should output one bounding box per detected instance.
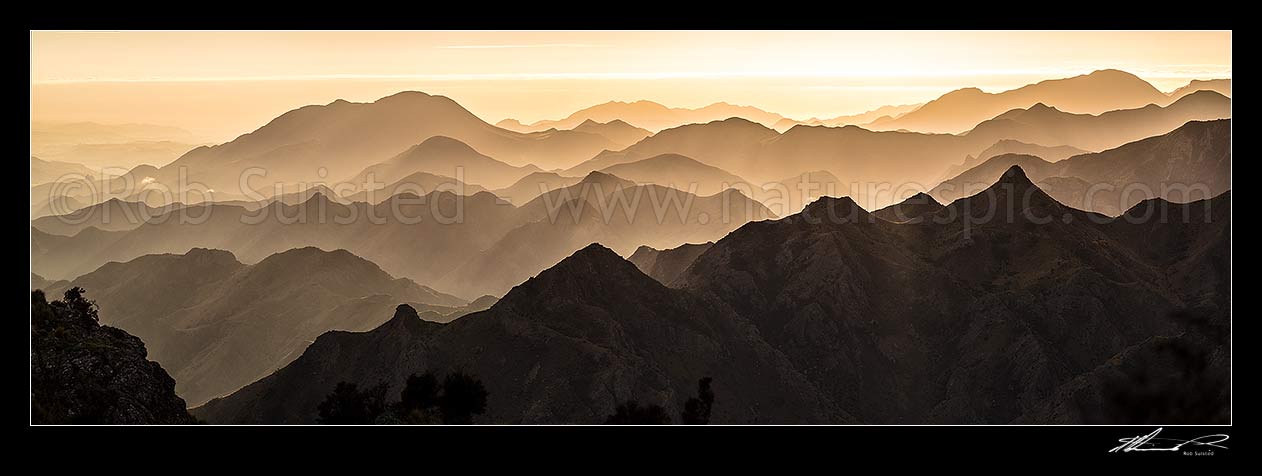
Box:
[435,43,610,49]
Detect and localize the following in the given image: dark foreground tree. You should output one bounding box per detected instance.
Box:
[680,377,714,424]
[395,372,443,424]
[439,371,489,424]
[605,400,671,424]
[317,381,390,424]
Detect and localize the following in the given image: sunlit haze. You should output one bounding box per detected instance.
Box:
[31,30,1230,141]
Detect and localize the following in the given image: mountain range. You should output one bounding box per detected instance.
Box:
[37,246,476,406]
[496,100,787,132]
[31,170,774,300]
[932,119,1231,215]
[195,166,1229,423]
[134,91,630,197]
[873,70,1228,133]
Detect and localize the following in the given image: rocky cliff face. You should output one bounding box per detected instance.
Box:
[31,289,196,424]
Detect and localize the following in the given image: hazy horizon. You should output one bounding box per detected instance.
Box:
[31,30,1231,141]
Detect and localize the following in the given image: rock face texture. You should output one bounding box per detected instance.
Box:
[31,289,196,424]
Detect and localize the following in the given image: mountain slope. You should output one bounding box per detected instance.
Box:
[875,69,1174,133]
[195,244,844,424]
[500,100,787,133]
[673,165,1229,423]
[490,172,585,205]
[436,172,776,298]
[628,242,714,286]
[30,190,522,287]
[598,153,750,196]
[344,136,541,190]
[31,156,96,186]
[571,119,653,148]
[937,140,1089,183]
[142,91,620,196]
[43,247,469,406]
[32,198,170,236]
[932,119,1231,215]
[962,90,1230,152]
[1168,79,1231,101]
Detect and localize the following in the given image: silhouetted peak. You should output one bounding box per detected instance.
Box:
[500,243,649,305]
[873,192,946,224]
[1084,68,1143,81]
[1025,102,1059,113]
[1173,89,1230,104]
[300,189,334,206]
[413,135,477,154]
[374,90,435,103]
[577,119,601,127]
[375,303,437,336]
[900,192,941,206]
[579,170,634,188]
[468,295,500,308]
[128,164,159,177]
[941,87,986,99]
[997,164,1035,187]
[799,196,871,224]
[393,303,419,320]
[182,247,239,263]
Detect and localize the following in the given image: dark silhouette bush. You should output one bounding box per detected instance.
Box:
[439,371,489,424]
[605,400,671,424]
[681,377,714,424]
[324,371,489,424]
[316,381,390,424]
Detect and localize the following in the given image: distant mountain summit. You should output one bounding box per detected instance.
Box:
[500,100,788,133]
[933,119,1231,215]
[874,69,1215,133]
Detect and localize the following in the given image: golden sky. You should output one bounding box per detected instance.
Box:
[31,31,1231,141]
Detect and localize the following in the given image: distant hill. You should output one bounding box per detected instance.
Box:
[873,69,1205,133]
[962,90,1230,152]
[772,103,923,132]
[937,140,1089,183]
[491,172,585,205]
[1168,79,1231,101]
[628,242,714,286]
[499,100,788,132]
[571,119,653,148]
[599,153,750,196]
[436,172,776,298]
[43,247,471,406]
[344,136,540,190]
[932,120,1231,215]
[135,91,624,197]
[30,156,95,186]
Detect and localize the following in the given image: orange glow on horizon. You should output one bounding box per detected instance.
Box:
[31,30,1231,141]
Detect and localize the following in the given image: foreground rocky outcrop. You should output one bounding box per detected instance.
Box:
[31,288,196,424]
